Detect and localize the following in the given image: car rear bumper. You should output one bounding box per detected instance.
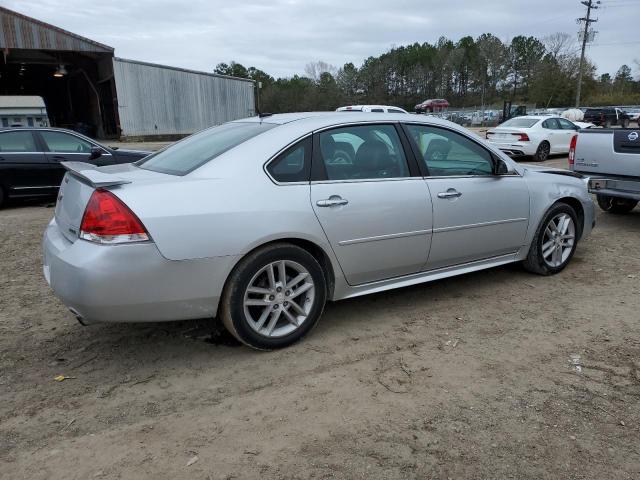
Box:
[487,141,535,157]
[43,218,239,324]
[588,177,640,201]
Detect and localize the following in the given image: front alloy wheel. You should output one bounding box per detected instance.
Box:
[523,203,579,275]
[541,213,575,268]
[221,243,327,349]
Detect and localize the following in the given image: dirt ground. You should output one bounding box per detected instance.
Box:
[2,154,640,479]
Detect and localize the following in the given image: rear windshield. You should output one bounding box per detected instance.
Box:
[137,122,276,175]
[499,118,539,128]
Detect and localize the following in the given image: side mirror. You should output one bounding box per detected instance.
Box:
[89,146,103,160]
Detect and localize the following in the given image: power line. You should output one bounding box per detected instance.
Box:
[575,0,600,107]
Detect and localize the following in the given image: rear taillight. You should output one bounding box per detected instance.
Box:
[568,134,578,167]
[512,133,530,141]
[80,190,149,244]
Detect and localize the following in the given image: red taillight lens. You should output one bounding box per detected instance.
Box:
[80,190,149,244]
[568,134,578,167]
[512,133,530,141]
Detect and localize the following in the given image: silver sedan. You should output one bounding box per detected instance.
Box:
[43,112,595,349]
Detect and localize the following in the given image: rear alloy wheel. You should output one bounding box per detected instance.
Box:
[533,141,550,161]
[596,194,638,214]
[220,243,327,349]
[523,203,579,275]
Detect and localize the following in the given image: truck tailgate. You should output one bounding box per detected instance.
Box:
[574,129,640,176]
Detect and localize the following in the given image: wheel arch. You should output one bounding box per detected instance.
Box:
[554,196,585,240]
[218,236,337,317]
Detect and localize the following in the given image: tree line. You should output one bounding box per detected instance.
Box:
[214,32,640,113]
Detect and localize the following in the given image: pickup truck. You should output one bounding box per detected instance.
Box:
[582,107,630,128]
[570,128,640,213]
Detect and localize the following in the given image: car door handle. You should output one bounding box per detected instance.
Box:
[316,196,349,207]
[437,190,462,199]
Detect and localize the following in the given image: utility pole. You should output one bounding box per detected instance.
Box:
[575,0,599,107]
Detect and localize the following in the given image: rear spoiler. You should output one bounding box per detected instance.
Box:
[61,161,131,188]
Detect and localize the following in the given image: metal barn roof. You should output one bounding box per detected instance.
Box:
[0,6,113,53]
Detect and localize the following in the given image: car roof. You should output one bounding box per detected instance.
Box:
[234,111,442,127]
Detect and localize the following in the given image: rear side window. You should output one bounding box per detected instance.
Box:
[267,137,311,183]
[388,109,406,114]
[370,108,384,113]
[317,124,410,180]
[542,119,560,129]
[0,131,37,152]
[138,122,276,175]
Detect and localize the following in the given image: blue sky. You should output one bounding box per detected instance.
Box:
[6,0,639,78]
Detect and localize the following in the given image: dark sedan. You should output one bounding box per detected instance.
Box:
[0,127,150,208]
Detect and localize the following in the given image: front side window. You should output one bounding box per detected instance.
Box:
[40,131,93,153]
[0,131,37,152]
[405,124,493,176]
[267,137,311,183]
[317,124,410,180]
[388,109,406,114]
[138,122,276,175]
[558,118,577,130]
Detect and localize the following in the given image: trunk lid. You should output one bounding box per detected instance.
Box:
[54,162,172,243]
[487,128,530,144]
[573,129,640,176]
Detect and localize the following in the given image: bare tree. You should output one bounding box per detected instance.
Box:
[304,61,337,82]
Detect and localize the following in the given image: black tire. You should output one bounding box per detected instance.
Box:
[522,203,579,275]
[0,185,5,209]
[604,119,612,128]
[533,141,550,161]
[596,194,638,214]
[220,243,327,350]
[622,118,630,128]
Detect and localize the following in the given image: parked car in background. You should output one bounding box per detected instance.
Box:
[570,127,640,214]
[485,116,580,161]
[583,107,630,128]
[625,108,640,126]
[336,105,408,113]
[414,98,449,113]
[0,127,150,208]
[44,112,594,350]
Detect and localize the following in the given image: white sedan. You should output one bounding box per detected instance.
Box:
[486,116,580,161]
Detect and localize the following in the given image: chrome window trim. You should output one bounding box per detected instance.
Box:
[424,172,522,179]
[310,177,424,185]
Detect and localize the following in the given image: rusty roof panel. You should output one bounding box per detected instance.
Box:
[0,6,113,52]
